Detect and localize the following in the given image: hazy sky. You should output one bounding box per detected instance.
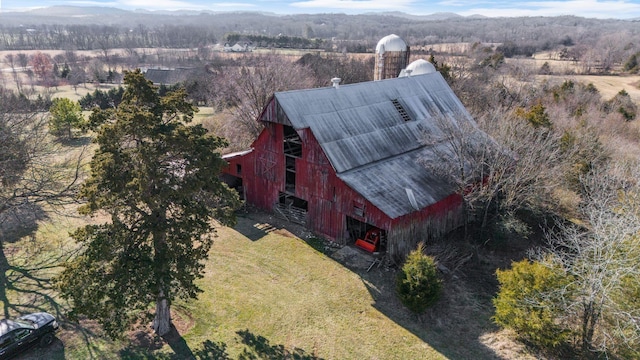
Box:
[2,0,640,19]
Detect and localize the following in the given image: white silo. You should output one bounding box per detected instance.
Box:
[374,34,410,81]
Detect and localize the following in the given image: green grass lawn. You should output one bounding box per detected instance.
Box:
[3,213,449,359]
[178,217,446,359]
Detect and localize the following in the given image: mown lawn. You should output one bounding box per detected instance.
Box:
[178,216,445,359]
[5,213,451,359]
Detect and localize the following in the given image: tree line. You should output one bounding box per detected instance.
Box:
[0,24,218,51]
[1,10,638,59]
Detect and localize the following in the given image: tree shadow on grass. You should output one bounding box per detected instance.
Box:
[192,339,231,360]
[120,325,231,360]
[361,272,503,360]
[0,203,90,359]
[121,338,230,360]
[56,135,92,148]
[163,325,196,359]
[0,203,61,318]
[235,329,324,360]
[120,347,175,360]
[121,328,323,360]
[119,326,189,360]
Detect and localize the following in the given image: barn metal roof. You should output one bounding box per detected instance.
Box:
[144,68,195,85]
[273,73,478,219]
[222,149,253,159]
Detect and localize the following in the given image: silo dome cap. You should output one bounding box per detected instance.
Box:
[401,59,436,76]
[376,34,408,54]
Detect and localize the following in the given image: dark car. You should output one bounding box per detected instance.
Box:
[0,312,59,359]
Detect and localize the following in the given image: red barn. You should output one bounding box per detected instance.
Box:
[222,72,479,259]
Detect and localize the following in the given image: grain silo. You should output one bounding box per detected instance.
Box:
[374,34,410,81]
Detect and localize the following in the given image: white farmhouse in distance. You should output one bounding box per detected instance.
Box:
[223,42,254,52]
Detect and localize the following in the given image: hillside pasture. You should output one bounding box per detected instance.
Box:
[561,74,640,101]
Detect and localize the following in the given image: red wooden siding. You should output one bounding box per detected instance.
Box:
[221,97,464,259]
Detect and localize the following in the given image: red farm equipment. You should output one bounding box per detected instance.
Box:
[355,228,381,253]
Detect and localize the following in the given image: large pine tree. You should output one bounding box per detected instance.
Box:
[56,69,240,337]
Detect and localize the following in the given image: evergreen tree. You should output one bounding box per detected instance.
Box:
[56,69,241,337]
[396,243,442,313]
[48,97,84,139]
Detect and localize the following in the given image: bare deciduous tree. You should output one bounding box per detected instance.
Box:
[420,111,495,233]
[30,52,54,86]
[3,54,22,92]
[0,93,85,231]
[479,109,568,212]
[421,107,576,232]
[542,163,640,356]
[219,55,314,150]
[16,53,28,72]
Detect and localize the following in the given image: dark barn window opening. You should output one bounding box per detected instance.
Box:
[285,166,296,193]
[283,125,302,157]
[285,156,296,171]
[283,126,300,194]
[275,192,308,225]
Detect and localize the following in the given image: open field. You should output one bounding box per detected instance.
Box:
[46,83,123,102]
[0,79,123,102]
[2,45,638,105]
[549,75,640,101]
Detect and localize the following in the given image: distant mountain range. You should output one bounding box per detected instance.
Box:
[4,5,480,21]
[20,6,133,17]
[4,5,637,24]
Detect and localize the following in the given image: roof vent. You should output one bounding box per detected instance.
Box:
[331,77,341,89]
[392,99,412,122]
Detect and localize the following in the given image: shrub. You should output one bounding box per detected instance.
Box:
[396,242,442,313]
[560,128,607,190]
[515,102,552,128]
[493,259,572,349]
